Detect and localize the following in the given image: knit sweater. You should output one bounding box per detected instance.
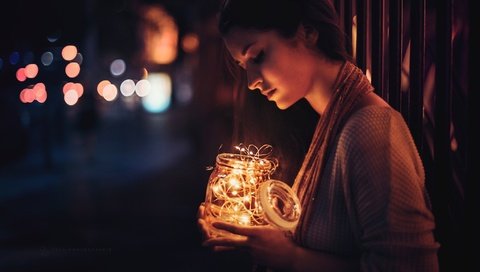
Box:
[303,105,439,271]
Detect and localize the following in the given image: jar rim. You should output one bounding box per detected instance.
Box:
[216,152,274,172]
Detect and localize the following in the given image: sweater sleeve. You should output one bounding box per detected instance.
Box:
[340,107,439,272]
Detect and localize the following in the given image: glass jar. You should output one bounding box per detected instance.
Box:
[204,153,301,237]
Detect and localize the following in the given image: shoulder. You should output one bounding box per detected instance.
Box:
[339,105,409,150]
[335,105,424,181]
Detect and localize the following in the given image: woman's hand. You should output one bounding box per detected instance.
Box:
[202,221,298,270]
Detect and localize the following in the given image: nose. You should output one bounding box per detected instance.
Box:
[247,69,262,91]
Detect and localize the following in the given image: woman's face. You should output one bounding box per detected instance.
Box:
[224,27,319,110]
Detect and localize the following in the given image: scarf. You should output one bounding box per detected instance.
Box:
[292,61,374,244]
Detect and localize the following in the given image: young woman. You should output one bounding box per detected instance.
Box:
[198,0,439,271]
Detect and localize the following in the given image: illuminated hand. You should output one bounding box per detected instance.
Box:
[202,221,298,270]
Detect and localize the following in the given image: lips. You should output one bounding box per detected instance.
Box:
[261,88,276,99]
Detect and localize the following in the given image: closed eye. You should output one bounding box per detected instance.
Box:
[252,50,265,64]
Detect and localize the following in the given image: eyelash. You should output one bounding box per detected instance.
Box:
[252,50,265,64]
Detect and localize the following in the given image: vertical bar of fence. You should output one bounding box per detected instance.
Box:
[344,0,354,57]
[409,0,425,148]
[388,0,402,110]
[467,0,478,270]
[335,0,345,35]
[371,0,385,97]
[356,0,367,72]
[434,0,454,270]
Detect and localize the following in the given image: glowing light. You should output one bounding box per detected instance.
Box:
[142,5,178,64]
[141,73,171,113]
[135,79,151,97]
[16,68,27,82]
[142,68,149,79]
[64,89,79,106]
[33,83,47,103]
[204,146,301,234]
[181,33,199,53]
[63,82,75,95]
[110,59,126,76]
[120,79,136,96]
[103,84,118,101]
[24,64,39,78]
[97,80,111,97]
[62,45,77,61]
[10,52,20,65]
[23,88,35,103]
[47,31,61,43]
[74,83,84,97]
[65,62,80,78]
[24,88,35,103]
[41,52,54,66]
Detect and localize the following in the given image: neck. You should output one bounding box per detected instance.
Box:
[305,59,345,115]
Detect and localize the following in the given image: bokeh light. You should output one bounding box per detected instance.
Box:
[135,79,151,97]
[120,79,136,96]
[65,62,80,78]
[62,45,77,61]
[16,68,27,82]
[10,52,20,65]
[41,52,54,66]
[181,33,199,53]
[110,59,126,76]
[64,89,79,106]
[33,83,47,103]
[97,80,111,97]
[103,84,118,101]
[25,64,39,78]
[142,73,172,113]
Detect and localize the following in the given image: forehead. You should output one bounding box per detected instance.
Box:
[223,28,279,58]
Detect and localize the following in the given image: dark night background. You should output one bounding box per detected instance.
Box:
[0,0,254,271]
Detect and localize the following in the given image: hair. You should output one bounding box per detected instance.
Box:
[218,0,349,62]
[217,0,348,184]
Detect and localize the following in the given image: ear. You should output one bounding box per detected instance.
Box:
[298,24,319,47]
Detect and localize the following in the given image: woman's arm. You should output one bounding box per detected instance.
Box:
[203,221,359,272]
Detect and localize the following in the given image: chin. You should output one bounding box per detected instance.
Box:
[274,101,292,110]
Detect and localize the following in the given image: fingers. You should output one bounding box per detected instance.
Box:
[203,235,248,248]
[197,202,205,218]
[198,218,211,240]
[212,221,262,237]
[212,246,237,252]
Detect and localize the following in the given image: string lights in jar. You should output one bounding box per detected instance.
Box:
[204,144,301,237]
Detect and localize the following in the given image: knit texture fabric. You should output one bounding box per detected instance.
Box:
[301,106,439,271]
